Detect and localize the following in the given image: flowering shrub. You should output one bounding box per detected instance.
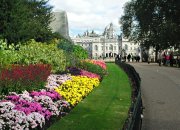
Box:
[0,101,45,130]
[45,74,72,90]
[0,64,51,95]
[77,61,106,79]
[68,67,101,79]
[91,60,107,70]
[55,76,100,106]
[84,60,107,70]
[30,90,62,101]
[0,90,70,129]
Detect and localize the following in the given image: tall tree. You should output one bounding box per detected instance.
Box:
[120,0,180,60]
[0,0,53,44]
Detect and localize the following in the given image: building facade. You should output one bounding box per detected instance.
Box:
[71,23,122,59]
[121,38,142,59]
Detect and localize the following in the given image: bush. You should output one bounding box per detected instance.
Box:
[0,39,67,73]
[0,64,51,95]
[67,67,101,80]
[16,40,67,73]
[0,39,20,70]
[72,45,88,59]
[77,61,107,79]
[58,39,88,67]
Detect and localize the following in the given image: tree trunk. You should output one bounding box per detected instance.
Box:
[155,45,160,62]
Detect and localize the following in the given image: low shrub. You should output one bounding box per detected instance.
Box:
[0,64,51,95]
[0,90,70,130]
[0,39,67,73]
[67,67,101,79]
[58,40,88,67]
[45,74,72,90]
[85,59,107,70]
[77,61,107,79]
[17,40,67,73]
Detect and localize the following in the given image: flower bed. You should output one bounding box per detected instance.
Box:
[84,60,107,70]
[67,67,101,79]
[55,76,100,106]
[0,64,51,95]
[0,60,106,129]
[0,90,70,130]
[0,73,101,129]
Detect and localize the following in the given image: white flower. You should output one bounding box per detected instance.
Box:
[27,112,45,128]
[19,92,32,102]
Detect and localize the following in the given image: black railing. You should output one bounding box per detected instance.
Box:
[115,60,143,130]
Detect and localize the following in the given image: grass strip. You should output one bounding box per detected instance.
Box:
[48,63,131,130]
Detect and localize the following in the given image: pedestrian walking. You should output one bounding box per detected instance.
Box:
[162,51,166,65]
[158,51,162,66]
[127,54,131,62]
[169,51,173,67]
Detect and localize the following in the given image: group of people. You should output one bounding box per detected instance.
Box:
[124,54,141,62]
[115,53,141,62]
[158,51,174,66]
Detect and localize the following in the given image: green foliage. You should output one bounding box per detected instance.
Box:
[78,61,106,79]
[58,38,88,67]
[58,38,73,52]
[72,45,88,59]
[0,0,53,44]
[16,39,67,73]
[120,0,180,50]
[0,39,19,70]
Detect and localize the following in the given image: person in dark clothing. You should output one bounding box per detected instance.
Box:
[169,52,173,67]
[127,54,131,62]
[137,56,140,62]
[124,55,127,62]
[162,51,166,65]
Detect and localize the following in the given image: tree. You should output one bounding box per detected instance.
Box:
[120,0,180,61]
[0,0,53,44]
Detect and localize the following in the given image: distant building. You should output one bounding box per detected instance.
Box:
[50,11,70,39]
[121,38,142,59]
[71,23,122,59]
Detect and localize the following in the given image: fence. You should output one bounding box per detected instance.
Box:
[115,60,143,130]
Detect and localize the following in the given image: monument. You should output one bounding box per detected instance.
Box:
[50,11,70,39]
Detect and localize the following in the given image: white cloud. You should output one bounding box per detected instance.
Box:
[48,0,130,36]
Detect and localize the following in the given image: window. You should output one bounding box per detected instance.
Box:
[101,46,103,51]
[109,44,113,51]
[114,46,116,50]
[95,45,98,51]
[125,44,128,50]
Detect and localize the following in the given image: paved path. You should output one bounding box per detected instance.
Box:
[129,62,180,130]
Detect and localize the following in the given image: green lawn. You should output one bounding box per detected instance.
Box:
[48,63,131,130]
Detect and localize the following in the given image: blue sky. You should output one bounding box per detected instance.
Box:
[48,0,130,37]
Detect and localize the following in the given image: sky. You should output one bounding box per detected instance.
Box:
[48,0,130,37]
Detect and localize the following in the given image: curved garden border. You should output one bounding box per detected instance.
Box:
[115,60,143,130]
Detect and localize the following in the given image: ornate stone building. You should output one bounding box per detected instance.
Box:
[71,23,122,59]
[121,38,142,59]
